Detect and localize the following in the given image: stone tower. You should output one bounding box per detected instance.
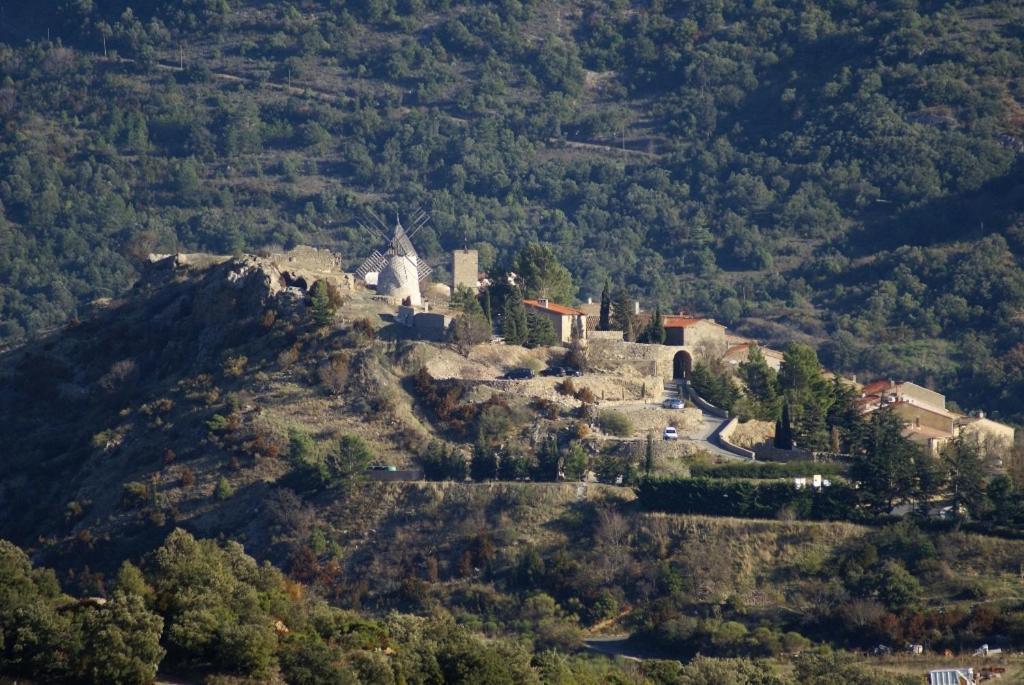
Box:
[452,249,479,292]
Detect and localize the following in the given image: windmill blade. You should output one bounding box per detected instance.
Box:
[356,220,386,242]
[416,261,433,282]
[408,214,431,240]
[367,210,391,234]
[356,250,388,279]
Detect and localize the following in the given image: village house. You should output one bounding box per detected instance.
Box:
[662,315,728,350]
[523,299,587,344]
[857,379,1015,456]
[722,341,785,371]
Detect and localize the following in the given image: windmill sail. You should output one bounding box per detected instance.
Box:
[356,213,432,283]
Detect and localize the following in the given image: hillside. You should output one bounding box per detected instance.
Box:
[2,254,1024,684]
[0,0,1023,421]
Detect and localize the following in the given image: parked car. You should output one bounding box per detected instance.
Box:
[368,464,397,472]
[540,366,566,377]
[663,426,679,440]
[564,367,583,377]
[502,367,535,380]
[662,398,685,409]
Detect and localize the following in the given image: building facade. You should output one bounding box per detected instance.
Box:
[523,299,587,344]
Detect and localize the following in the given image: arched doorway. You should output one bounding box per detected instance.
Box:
[673,351,692,380]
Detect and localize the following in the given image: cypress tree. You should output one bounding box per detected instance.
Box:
[612,286,633,340]
[774,401,793,449]
[598,280,611,331]
[482,289,493,327]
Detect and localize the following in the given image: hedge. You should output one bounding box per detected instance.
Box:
[689,461,846,480]
[636,477,859,521]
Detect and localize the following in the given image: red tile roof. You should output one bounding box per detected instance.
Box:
[523,299,585,316]
[663,316,724,329]
[860,380,893,396]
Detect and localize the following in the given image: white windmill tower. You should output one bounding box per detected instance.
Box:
[355,209,433,306]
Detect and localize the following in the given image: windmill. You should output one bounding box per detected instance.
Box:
[355,209,433,305]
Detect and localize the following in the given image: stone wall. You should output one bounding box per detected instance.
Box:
[588,338,689,378]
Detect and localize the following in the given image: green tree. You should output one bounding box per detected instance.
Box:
[737,345,780,420]
[941,435,987,521]
[849,409,921,514]
[598,280,611,331]
[513,243,574,304]
[78,591,165,685]
[309,280,337,327]
[774,401,793,449]
[611,287,634,341]
[502,288,528,345]
[324,434,375,483]
[525,310,558,347]
[640,304,665,344]
[644,432,655,476]
[778,343,832,450]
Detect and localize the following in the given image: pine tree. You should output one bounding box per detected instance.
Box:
[598,280,611,331]
[309,280,335,326]
[502,288,528,345]
[526,311,558,347]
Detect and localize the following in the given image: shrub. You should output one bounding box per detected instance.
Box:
[122,481,149,507]
[575,387,596,404]
[555,378,576,396]
[599,410,633,437]
[222,355,248,378]
[214,476,235,500]
[206,414,230,432]
[317,352,350,394]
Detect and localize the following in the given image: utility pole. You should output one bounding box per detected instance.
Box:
[179,44,183,70]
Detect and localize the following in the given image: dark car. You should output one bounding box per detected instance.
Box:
[564,367,583,377]
[502,367,535,380]
[540,366,566,377]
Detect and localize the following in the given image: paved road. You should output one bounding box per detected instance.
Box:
[659,384,743,460]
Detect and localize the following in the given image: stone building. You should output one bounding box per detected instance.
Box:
[451,249,479,292]
[523,299,587,344]
[662,316,728,352]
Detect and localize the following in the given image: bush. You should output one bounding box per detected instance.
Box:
[575,387,595,404]
[317,352,350,394]
[599,410,633,437]
[122,481,149,507]
[555,378,576,396]
[214,476,235,500]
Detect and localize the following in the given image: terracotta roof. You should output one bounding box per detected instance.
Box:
[523,299,585,316]
[860,380,893,396]
[663,316,706,328]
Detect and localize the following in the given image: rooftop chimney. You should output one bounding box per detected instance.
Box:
[634,301,640,315]
[539,298,549,308]
[587,297,593,305]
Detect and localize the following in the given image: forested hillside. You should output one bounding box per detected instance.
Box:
[1,0,1023,418]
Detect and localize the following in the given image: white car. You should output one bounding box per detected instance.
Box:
[663,426,679,440]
